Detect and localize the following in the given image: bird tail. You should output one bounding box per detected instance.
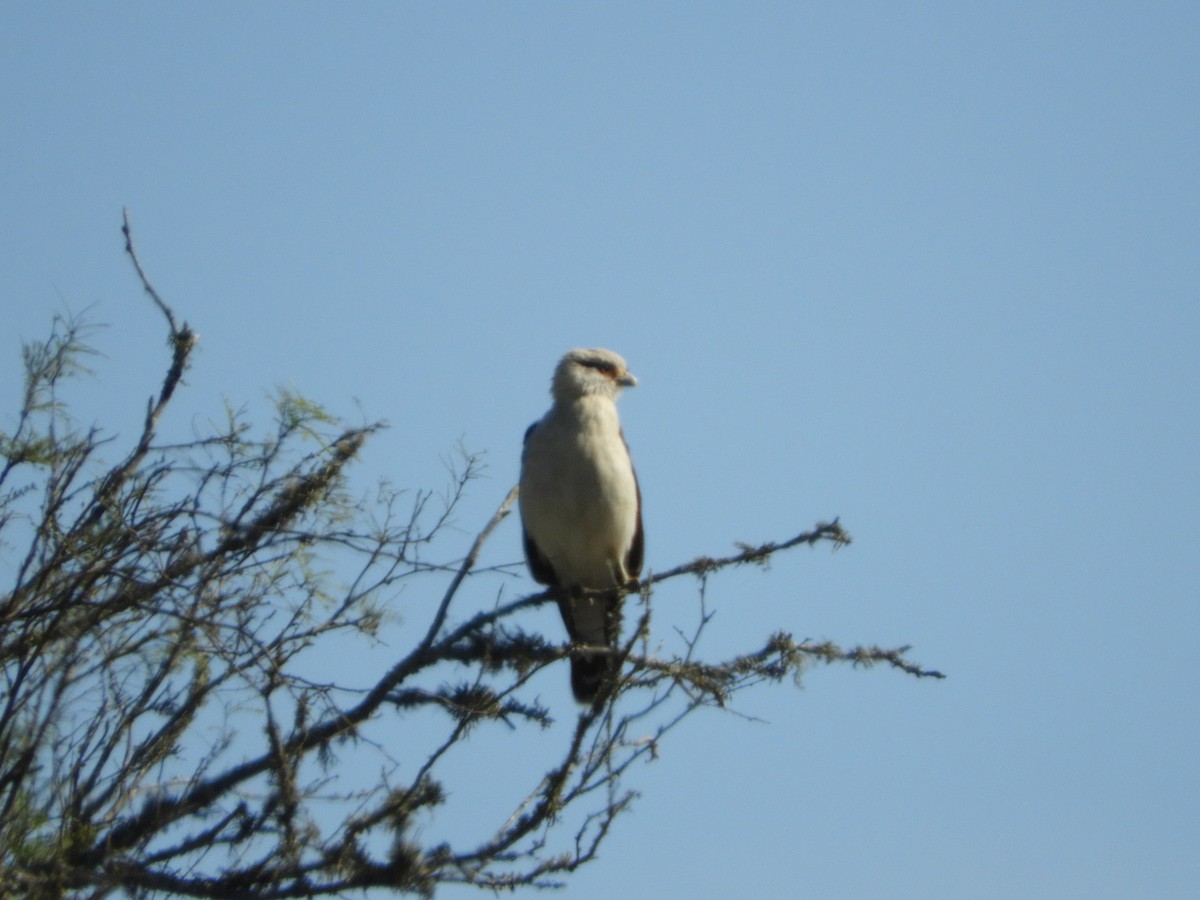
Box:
[570,650,616,704]
[560,588,623,705]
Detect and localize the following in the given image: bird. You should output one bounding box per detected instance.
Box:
[519,348,644,703]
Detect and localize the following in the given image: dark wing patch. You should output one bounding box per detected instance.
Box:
[625,467,644,580]
[522,524,559,586]
[520,419,558,586]
[622,427,644,581]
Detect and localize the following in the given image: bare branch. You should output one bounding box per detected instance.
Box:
[0,223,941,898]
[419,484,519,651]
[121,208,180,339]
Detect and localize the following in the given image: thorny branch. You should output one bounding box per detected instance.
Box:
[0,215,943,898]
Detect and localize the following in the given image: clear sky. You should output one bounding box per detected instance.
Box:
[3,3,1198,898]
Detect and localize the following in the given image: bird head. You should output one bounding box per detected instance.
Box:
[552,348,637,402]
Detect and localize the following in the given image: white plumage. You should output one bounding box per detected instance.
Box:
[519,348,644,703]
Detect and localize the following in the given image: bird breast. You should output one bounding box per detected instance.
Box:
[521,399,638,589]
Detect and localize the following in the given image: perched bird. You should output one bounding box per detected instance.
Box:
[519,348,644,703]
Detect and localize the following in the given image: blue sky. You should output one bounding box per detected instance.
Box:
[3,3,1198,897]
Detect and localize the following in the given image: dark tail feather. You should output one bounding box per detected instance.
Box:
[570,652,615,704]
[562,588,624,704]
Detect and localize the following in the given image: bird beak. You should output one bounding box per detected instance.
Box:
[618,372,638,388]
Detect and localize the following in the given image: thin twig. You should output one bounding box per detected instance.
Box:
[122,208,179,336]
[420,484,519,651]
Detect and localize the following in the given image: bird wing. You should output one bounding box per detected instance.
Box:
[625,476,644,581]
[520,420,560,586]
[623,432,644,582]
[522,523,559,586]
